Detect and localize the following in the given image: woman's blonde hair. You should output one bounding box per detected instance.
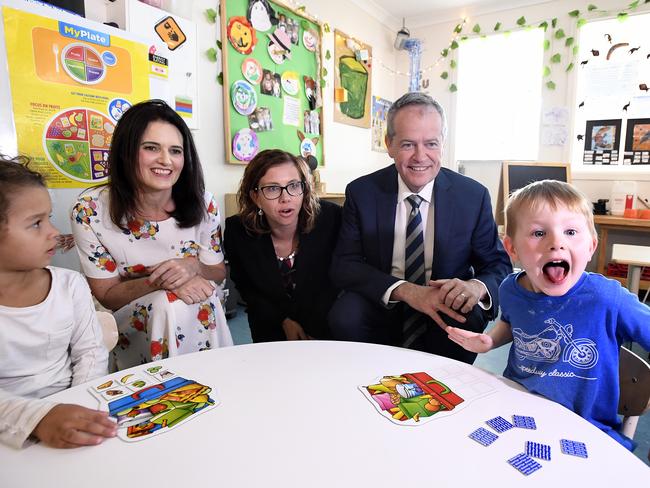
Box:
[237,149,320,235]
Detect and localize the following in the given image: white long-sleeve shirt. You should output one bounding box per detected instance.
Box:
[0,267,108,449]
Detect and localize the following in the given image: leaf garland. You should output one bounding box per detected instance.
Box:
[441,1,650,92]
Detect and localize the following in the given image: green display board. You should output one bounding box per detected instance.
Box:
[220,0,324,165]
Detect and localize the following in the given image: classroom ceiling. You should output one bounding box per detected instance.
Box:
[369,0,551,28]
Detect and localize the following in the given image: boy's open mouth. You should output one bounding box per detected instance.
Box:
[543,260,570,284]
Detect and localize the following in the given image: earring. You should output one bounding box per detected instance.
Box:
[258,208,263,216]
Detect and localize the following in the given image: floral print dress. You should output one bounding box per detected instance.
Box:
[71,187,233,371]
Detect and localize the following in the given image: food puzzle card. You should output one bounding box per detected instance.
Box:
[89,365,218,442]
[360,367,496,426]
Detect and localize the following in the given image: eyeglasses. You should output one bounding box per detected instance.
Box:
[256,181,305,200]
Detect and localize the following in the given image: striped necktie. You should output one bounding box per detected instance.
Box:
[403,194,427,348]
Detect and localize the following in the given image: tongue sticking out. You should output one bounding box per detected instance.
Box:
[543,261,569,284]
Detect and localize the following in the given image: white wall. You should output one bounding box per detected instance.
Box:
[404,0,650,205]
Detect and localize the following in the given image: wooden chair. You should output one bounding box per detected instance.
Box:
[96,311,118,351]
[618,346,650,439]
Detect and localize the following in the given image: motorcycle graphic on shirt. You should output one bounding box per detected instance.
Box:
[512,318,599,369]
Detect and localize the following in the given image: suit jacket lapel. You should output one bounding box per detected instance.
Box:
[377,166,398,272]
[432,170,453,280]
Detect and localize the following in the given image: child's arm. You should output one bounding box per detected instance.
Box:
[447,319,513,353]
[0,390,116,449]
[32,404,116,448]
[69,273,109,385]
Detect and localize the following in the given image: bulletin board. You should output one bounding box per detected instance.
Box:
[220,0,324,165]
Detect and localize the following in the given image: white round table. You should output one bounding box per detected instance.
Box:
[1,341,647,487]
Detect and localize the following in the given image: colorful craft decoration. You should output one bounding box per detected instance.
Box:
[227,16,256,55]
[241,57,263,85]
[404,38,422,93]
[232,128,259,161]
[302,29,318,52]
[231,80,257,116]
[267,28,292,64]
[246,0,277,32]
[303,76,317,110]
[297,130,319,161]
[281,71,299,95]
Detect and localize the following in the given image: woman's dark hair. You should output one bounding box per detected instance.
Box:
[107,99,205,228]
[237,149,320,235]
[0,155,46,229]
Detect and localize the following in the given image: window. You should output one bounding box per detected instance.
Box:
[572,13,650,167]
[454,28,544,161]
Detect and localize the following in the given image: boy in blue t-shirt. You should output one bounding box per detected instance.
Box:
[447,180,650,450]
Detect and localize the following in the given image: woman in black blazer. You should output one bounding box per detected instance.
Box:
[224,150,341,342]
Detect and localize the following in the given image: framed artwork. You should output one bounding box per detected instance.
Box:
[371,96,391,152]
[623,118,650,165]
[221,0,324,164]
[333,30,371,128]
[583,119,622,165]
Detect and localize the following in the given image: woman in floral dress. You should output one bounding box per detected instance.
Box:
[71,100,232,370]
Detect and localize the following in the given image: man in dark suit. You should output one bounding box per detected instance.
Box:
[329,92,512,363]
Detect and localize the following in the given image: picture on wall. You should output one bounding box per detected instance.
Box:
[623,118,650,165]
[583,119,622,165]
[371,96,391,152]
[333,30,372,128]
[221,0,324,164]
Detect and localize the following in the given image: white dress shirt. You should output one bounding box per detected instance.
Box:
[382,174,491,309]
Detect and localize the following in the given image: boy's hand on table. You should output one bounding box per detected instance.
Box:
[447,327,494,353]
[33,404,117,449]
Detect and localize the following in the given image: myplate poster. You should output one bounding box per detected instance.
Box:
[3,6,149,187]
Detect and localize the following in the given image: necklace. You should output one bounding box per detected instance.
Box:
[276,249,296,262]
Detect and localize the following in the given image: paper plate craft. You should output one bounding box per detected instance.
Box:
[246,0,278,32]
[227,16,257,54]
[297,130,320,160]
[231,80,257,116]
[267,28,292,64]
[303,29,319,52]
[241,57,263,85]
[281,71,299,95]
[304,76,317,110]
[233,128,259,161]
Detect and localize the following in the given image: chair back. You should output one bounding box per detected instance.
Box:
[618,346,650,439]
[96,311,118,351]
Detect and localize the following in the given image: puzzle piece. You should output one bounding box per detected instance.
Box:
[508,453,542,476]
[469,427,499,446]
[560,439,588,458]
[486,416,514,433]
[526,441,551,460]
[513,414,537,430]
